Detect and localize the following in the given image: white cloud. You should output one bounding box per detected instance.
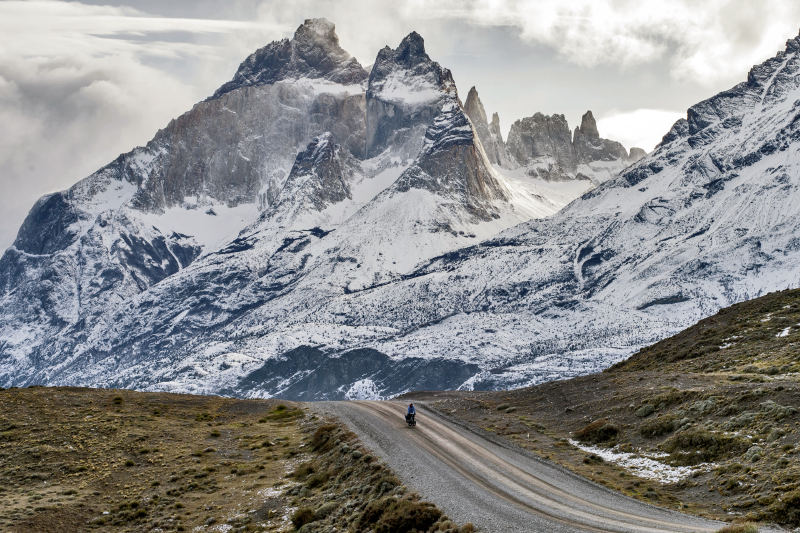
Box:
[1,0,798,252]
[393,0,800,84]
[0,1,289,252]
[597,109,686,153]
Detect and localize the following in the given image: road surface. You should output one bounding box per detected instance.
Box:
[317,401,729,533]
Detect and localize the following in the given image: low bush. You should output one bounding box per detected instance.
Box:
[310,424,338,452]
[768,489,800,525]
[306,472,330,489]
[292,462,315,480]
[662,429,749,465]
[575,419,619,444]
[357,497,442,533]
[640,415,678,438]
[717,522,758,533]
[291,507,315,529]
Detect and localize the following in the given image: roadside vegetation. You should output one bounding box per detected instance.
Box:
[403,288,800,529]
[0,387,469,533]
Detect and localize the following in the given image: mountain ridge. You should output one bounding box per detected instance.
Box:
[4,20,792,402]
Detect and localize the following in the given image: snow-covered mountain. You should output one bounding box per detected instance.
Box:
[7,18,790,401]
[0,19,582,397]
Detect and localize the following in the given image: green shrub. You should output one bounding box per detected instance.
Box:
[310,424,338,452]
[305,471,330,489]
[314,502,338,520]
[663,429,749,465]
[357,497,442,533]
[292,462,315,480]
[265,406,302,421]
[113,396,123,405]
[575,419,619,444]
[769,489,800,525]
[640,415,678,438]
[496,403,510,410]
[291,507,315,529]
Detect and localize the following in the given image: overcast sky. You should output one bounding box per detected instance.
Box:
[1,0,799,252]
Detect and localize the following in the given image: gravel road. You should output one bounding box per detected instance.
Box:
[316,400,731,533]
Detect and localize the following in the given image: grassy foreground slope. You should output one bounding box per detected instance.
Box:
[404,289,800,528]
[0,387,470,533]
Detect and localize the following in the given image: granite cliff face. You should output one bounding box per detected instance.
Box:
[505,109,644,184]
[463,88,643,187]
[506,112,578,181]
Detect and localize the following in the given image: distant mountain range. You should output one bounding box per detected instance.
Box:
[2,19,798,401]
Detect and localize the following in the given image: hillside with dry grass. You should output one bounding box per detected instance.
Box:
[403,289,800,529]
[0,387,471,533]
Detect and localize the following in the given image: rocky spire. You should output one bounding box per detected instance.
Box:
[572,110,628,164]
[392,101,510,220]
[577,110,600,139]
[210,18,368,100]
[463,87,513,167]
[366,31,457,159]
[464,87,488,126]
[628,147,647,162]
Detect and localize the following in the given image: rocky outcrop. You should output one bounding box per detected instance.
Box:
[506,113,578,181]
[366,32,457,159]
[628,147,647,162]
[211,18,368,100]
[463,87,513,167]
[572,111,629,163]
[505,109,638,183]
[261,132,363,228]
[394,101,510,220]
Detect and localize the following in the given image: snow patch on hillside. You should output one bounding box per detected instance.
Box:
[140,201,261,252]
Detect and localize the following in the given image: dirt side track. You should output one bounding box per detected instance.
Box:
[317,401,742,533]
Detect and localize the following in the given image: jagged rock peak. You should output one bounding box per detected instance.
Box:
[210,18,368,100]
[368,31,456,100]
[277,132,355,212]
[365,30,457,158]
[490,113,503,139]
[393,101,510,215]
[464,87,488,126]
[297,132,337,168]
[421,101,475,154]
[787,29,800,53]
[577,110,600,139]
[463,87,512,167]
